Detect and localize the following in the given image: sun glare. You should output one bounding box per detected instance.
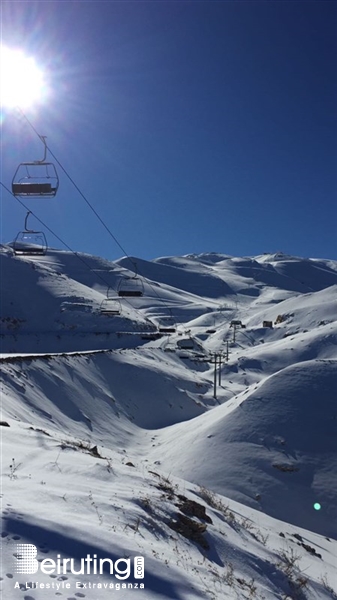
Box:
[0,46,46,109]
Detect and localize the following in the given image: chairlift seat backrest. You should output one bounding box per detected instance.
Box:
[12,182,54,196]
[118,289,143,297]
[101,306,120,315]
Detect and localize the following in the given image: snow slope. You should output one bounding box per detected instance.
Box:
[1,247,337,599]
[149,359,337,537]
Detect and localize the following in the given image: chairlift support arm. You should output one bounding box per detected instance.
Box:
[24,211,33,232]
[35,135,48,164]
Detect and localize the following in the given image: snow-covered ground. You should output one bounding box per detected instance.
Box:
[1,246,337,599]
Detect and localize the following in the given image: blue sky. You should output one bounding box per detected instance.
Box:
[1,1,336,261]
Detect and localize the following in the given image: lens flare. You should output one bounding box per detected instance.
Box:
[0,46,45,109]
[313,503,321,511]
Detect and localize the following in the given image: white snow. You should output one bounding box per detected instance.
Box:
[1,246,337,599]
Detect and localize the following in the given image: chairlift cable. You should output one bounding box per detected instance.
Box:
[0,180,152,321]
[0,181,109,285]
[17,108,130,260]
[17,108,177,326]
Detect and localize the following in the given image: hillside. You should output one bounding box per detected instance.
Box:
[1,246,337,600]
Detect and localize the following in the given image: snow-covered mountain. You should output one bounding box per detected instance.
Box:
[1,246,337,600]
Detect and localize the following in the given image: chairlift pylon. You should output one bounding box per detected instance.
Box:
[13,211,47,256]
[12,135,59,198]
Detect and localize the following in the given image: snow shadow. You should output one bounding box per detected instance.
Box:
[5,517,194,599]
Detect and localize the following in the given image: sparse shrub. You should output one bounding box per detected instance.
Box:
[236,577,257,598]
[240,516,255,532]
[223,562,234,587]
[257,531,269,546]
[279,547,301,576]
[138,496,152,513]
[277,546,311,599]
[198,486,236,523]
[124,517,141,533]
[9,458,20,480]
[320,574,337,598]
[156,474,176,498]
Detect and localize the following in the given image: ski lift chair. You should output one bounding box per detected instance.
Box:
[117,276,144,297]
[13,212,47,256]
[100,298,121,316]
[100,287,121,315]
[12,136,59,198]
[157,309,176,333]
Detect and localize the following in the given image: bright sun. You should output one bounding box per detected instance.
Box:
[0,46,46,109]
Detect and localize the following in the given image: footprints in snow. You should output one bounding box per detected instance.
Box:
[1,506,87,599]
